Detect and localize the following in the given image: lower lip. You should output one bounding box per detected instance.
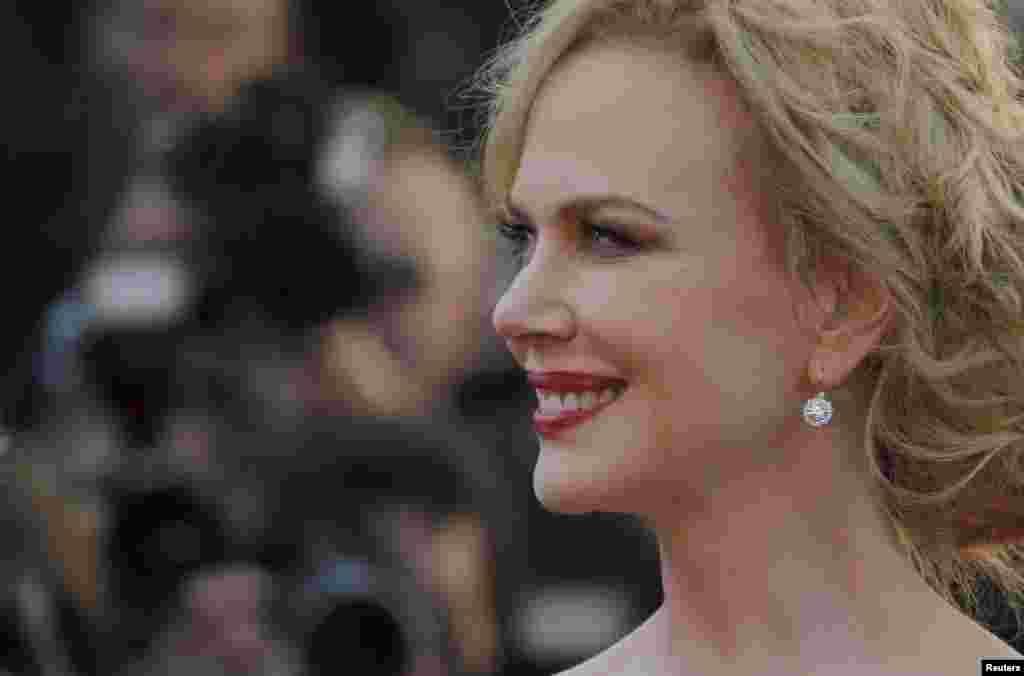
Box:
[532,394,622,440]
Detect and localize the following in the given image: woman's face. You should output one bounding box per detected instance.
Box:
[493,41,822,517]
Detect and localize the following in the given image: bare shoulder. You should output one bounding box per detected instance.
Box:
[554,614,699,676]
[554,623,1023,676]
[956,613,1023,657]
[553,641,645,676]
[906,614,1024,676]
[966,627,1024,659]
[554,649,658,676]
[554,607,1023,676]
[554,614,669,676]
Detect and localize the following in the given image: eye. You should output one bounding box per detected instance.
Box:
[584,222,639,254]
[494,218,641,269]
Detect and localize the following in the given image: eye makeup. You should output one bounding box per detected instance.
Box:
[495,216,642,264]
[506,194,673,227]
[494,192,675,270]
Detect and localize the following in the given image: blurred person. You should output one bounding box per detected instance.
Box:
[162,72,511,674]
[7,406,256,674]
[1,69,425,675]
[247,410,509,676]
[306,94,513,673]
[163,70,420,335]
[0,434,109,676]
[92,0,294,118]
[315,93,499,421]
[473,0,1024,675]
[18,371,486,676]
[68,70,421,449]
[114,563,303,676]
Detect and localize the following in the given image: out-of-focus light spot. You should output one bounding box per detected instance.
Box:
[114,176,191,242]
[303,557,376,599]
[16,576,51,628]
[84,254,191,326]
[39,293,97,391]
[515,584,633,664]
[315,104,388,204]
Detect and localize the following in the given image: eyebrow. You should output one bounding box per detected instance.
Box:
[505,194,673,225]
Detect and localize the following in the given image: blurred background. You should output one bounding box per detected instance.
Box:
[1,1,1021,675]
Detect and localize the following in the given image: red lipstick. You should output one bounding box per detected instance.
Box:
[533,405,617,439]
[526,372,626,392]
[527,371,626,440]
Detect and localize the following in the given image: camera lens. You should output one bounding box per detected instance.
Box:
[305,599,407,676]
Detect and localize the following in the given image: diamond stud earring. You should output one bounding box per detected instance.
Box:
[803,391,833,427]
[802,363,833,427]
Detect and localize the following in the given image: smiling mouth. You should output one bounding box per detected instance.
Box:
[533,384,627,420]
[531,386,627,440]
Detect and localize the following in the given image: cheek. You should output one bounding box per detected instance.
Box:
[700,264,809,454]
[718,142,806,366]
[727,270,803,356]
[581,267,728,424]
[585,260,802,438]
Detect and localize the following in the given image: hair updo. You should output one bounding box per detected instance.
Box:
[464,0,1024,625]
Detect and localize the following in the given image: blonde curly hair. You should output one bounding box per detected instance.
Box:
[463,0,1024,627]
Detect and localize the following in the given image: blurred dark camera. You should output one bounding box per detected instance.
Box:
[95,473,445,675]
[288,557,418,676]
[86,409,486,675]
[71,70,421,448]
[104,483,230,609]
[163,68,419,333]
[252,414,490,675]
[100,480,234,662]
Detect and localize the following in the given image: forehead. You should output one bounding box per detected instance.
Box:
[512,39,764,224]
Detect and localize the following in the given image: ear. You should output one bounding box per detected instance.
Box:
[803,254,895,393]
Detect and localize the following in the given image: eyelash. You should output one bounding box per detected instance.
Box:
[496,219,639,264]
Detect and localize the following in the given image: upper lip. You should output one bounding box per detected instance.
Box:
[526,371,627,393]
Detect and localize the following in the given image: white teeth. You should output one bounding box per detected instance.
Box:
[536,385,624,415]
[537,391,562,414]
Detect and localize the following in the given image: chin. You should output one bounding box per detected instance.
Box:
[532,447,623,515]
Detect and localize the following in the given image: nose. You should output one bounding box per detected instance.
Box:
[491,251,574,346]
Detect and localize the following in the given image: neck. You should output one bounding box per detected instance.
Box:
[641,418,959,673]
